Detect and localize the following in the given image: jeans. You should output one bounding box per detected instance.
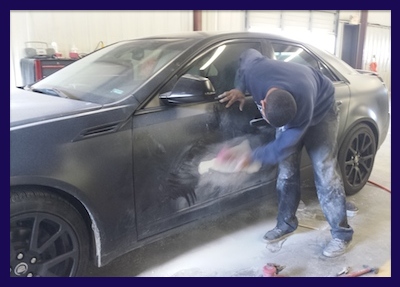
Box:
[275,103,354,242]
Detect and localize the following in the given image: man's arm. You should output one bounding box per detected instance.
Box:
[251,125,307,166]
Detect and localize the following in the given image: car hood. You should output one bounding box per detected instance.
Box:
[10,88,102,128]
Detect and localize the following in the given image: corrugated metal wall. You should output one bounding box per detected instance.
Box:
[22,10,193,56]
[363,24,391,91]
[202,10,245,32]
[10,10,193,87]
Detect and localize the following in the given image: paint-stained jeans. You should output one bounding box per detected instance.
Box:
[275,103,354,242]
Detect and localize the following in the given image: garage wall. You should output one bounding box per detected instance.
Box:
[364,24,391,91]
[336,10,391,91]
[26,10,193,54]
[10,10,391,91]
[365,11,391,92]
[202,10,245,32]
[10,10,194,87]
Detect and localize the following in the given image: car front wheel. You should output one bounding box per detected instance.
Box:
[338,123,377,196]
[10,189,90,277]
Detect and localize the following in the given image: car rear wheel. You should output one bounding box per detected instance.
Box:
[10,189,90,277]
[338,123,377,195]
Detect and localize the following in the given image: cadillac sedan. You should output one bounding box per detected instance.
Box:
[10,31,390,277]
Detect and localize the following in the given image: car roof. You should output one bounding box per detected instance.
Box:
[136,31,304,44]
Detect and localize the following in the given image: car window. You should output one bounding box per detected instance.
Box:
[272,43,319,68]
[183,42,264,95]
[30,39,194,105]
[272,43,336,81]
[143,42,262,109]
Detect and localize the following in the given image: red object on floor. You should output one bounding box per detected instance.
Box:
[263,263,286,277]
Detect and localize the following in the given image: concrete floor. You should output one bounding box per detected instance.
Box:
[86,107,391,278]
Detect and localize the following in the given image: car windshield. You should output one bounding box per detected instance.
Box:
[30,38,194,104]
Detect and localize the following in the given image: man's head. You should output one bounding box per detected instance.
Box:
[260,88,297,127]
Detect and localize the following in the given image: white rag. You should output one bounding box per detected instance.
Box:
[198,140,261,174]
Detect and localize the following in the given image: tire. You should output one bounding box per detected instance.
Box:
[10,189,90,277]
[338,123,377,196]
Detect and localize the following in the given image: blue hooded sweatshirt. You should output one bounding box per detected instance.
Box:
[235,49,335,165]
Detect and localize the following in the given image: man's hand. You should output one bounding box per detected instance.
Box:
[216,146,253,173]
[215,146,237,165]
[218,89,246,111]
[233,153,253,172]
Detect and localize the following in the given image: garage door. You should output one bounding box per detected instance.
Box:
[245,10,338,54]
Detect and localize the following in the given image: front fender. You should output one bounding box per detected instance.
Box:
[10,175,104,267]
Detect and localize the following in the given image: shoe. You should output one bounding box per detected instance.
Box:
[323,238,350,257]
[346,201,359,217]
[263,227,293,243]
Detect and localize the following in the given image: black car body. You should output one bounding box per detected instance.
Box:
[10,32,390,277]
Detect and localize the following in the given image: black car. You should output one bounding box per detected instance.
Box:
[10,31,390,277]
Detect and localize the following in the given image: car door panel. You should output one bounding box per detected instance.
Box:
[131,41,281,239]
[132,96,277,239]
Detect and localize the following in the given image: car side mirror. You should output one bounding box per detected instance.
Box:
[160,74,216,105]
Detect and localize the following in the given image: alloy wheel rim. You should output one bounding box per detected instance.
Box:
[343,131,375,188]
[10,212,79,277]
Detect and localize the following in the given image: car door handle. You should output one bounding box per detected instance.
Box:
[336,100,342,107]
[250,118,267,127]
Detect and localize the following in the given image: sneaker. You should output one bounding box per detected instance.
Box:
[346,201,359,217]
[323,238,350,257]
[263,227,293,243]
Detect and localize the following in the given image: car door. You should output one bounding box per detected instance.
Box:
[132,40,278,239]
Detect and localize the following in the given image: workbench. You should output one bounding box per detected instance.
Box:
[20,57,76,86]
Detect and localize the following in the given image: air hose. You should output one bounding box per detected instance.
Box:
[367,180,391,193]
